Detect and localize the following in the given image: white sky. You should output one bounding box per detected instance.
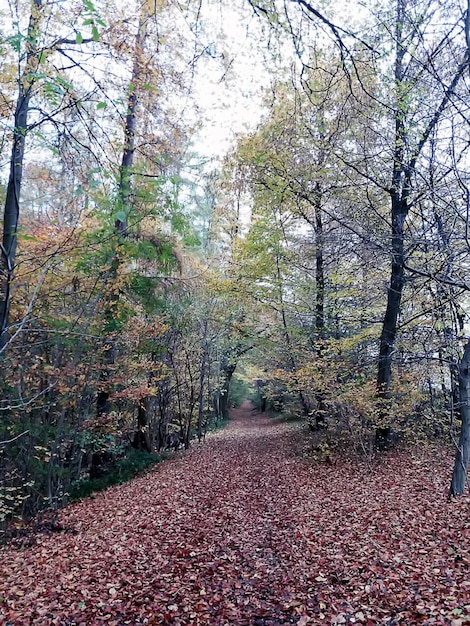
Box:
[186,0,366,163]
[188,2,277,161]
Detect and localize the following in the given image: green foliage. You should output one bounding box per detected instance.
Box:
[42,76,73,106]
[4,22,25,53]
[78,431,122,455]
[129,275,162,312]
[228,376,251,407]
[70,449,161,501]
[210,416,230,432]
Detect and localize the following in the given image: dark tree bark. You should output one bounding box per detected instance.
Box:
[197,324,209,443]
[95,12,147,420]
[375,0,469,446]
[215,341,253,420]
[314,186,324,336]
[0,0,43,351]
[218,360,237,420]
[449,339,470,496]
[288,179,327,427]
[313,182,327,428]
[375,0,408,447]
[132,399,151,452]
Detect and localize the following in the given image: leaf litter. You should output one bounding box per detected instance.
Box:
[1,403,470,625]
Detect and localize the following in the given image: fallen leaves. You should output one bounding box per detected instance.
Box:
[1,406,470,624]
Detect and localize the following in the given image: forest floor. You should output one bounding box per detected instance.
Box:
[1,403,470,626]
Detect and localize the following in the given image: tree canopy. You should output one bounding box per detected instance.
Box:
[1,0,470,529]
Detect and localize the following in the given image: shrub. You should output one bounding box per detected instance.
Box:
[70,449,161,500]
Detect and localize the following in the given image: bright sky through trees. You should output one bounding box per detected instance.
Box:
[189,1,273,160]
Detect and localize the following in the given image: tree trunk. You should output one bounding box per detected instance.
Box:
[375,0,469,448]
[375,0,407,447]
[132,398,151,452]
[96,13,146,420]
[197,336,208,443]
[216,342,252,419]
[219,362,236,419]
[449,339,470,496]
[0,0,43,351]
[376,196,407,447]
[314,182,327,428]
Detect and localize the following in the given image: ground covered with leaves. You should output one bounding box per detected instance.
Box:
[1,403,470,625]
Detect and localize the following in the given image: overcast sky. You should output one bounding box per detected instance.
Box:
[189,1,277,162]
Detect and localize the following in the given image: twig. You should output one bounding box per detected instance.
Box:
[0,430,30,446]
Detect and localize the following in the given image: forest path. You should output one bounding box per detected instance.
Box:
[1,405,470,625]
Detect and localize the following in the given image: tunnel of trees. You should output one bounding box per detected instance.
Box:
[1,0,470,526]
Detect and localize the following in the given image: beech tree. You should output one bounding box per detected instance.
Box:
[0,0,102,351]
[230,56,385,422]
[373,0,470,445]
[0,0,217,521]
[249,0,470,438]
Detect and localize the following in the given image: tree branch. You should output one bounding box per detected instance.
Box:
[0,430,29,446]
